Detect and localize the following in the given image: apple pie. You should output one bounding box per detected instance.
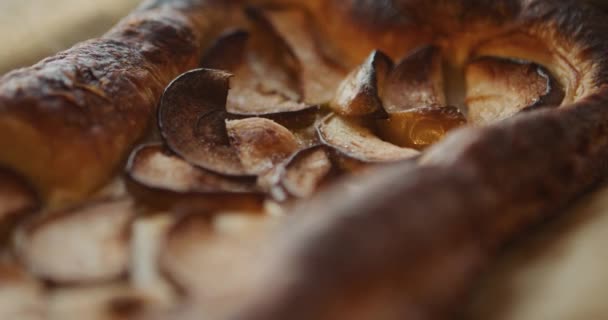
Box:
[0,0,607,319]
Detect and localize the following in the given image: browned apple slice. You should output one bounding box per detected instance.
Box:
[378,106,467,150]
[465,56,564,124]
[159,212,274,305]
[280,146,333,198]
[199,29,249,72]
[317,114,419,163]
[126,144,259,195]
[158,68,248,176]
[226,118,300,175]
[125,144,264,212]
[199,9,311,116]
[330,50,392,116]
[262,6,347,104]
[383,45,445,113]
[14,199,134,283]
[0,261,45,320]
[48,284,159,320]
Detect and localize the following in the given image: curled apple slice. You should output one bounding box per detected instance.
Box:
[378,106,466,150]
[158,68,248,176]
[383,45,445,113]
[262,7,347,104]
[126,144,259,194]
[465,56,564,124]
[330,50,392,116]
[226,118,300,175]
[200,10,311,116]
[317,114,419,162]
[14,199,134,283]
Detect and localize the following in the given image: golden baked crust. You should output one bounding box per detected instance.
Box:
[0,1,236,206]
[1,1,608,319]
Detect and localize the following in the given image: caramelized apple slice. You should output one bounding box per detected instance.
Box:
[159,68,248,176]
[383,45,445,113]
[263,7,347,104]
[330,50,392,116]
[465,56,564,124]
[126,144,259,194]
[14,199,134,283]
[378,106,466,150]
[126,144,263,212]
[199,29,249,72]
[226,118,300,175]
[317,114,419,162]
[200,10,311,116]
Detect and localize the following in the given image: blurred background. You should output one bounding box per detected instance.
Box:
[2,0,608,319]
[0,0,139,74]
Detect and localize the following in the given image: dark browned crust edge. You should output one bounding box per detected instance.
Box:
[0,0,239,207]
[220,1,608,320]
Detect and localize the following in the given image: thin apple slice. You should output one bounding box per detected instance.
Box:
[317,114,419,162]
[465,56,564,125]
[199,29,249,72]
[330,50,392,116]
[0,261,45,320]
[126,144,264,212]
[14,199,134,283]
[226,118,300,175]
[383,45,445,113]
[281,146,333,199]
[263,7,347,104]
[158,68,248,176]
[378,106,467,150]
[199,10,311,116]
[126,144,259,194]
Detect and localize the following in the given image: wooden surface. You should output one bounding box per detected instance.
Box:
[2,0,608,318]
